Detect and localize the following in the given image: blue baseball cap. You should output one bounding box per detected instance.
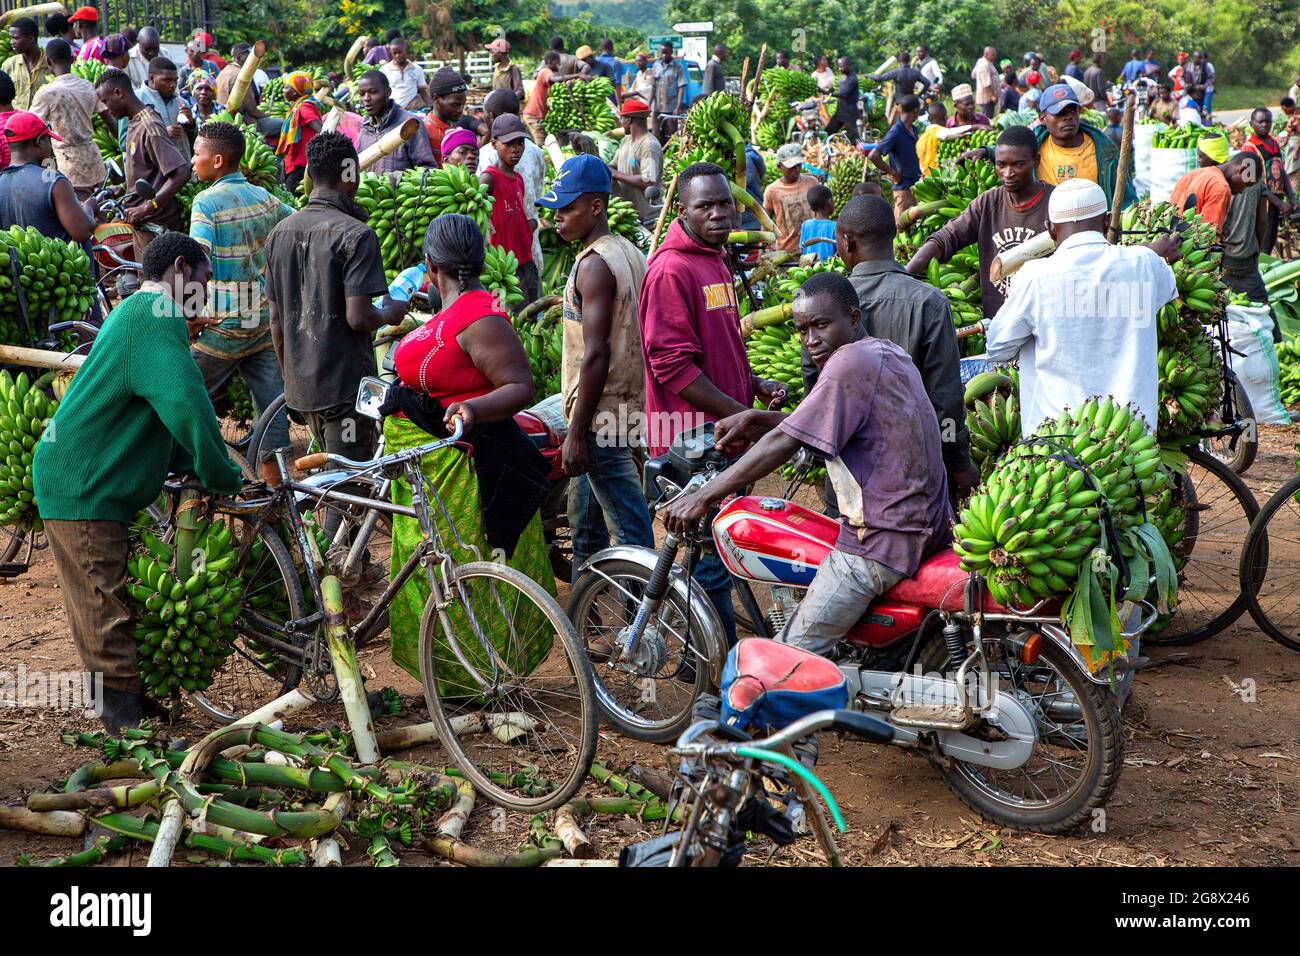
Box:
[536,154,612,210]
[1039,83,1080,115]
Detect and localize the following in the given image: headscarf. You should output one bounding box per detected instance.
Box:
[276,72,319,157]
[1199,133,1229,164]
[439,126,477,163]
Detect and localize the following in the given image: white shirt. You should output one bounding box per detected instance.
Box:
[985,231,1176,436]
[127,46,150,88]
[478,137,547,267]
[917,57,943,88]
[381,60,427,109]
[811,67,835,94]
[1178,98,1204,126]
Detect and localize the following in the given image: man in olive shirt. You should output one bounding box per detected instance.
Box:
[486,38,523,99]
[264,133,409,468]
[609,99,661,221]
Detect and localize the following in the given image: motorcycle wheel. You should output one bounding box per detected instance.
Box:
[920,634,1123,834]
[567,558,712,743]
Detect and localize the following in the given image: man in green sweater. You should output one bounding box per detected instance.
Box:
[34,231,244,731]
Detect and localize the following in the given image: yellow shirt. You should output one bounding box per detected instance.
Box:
[1038,136,1098,186]
[3,52,50,110]
[916,126,940,176]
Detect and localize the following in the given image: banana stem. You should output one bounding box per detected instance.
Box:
[650,172,680,253]
[321,575,378,764]
[900,200,946,228]
[225,40,266,115]
[740,302,793,337]
[728,230,775,246]
[730,181,777,233]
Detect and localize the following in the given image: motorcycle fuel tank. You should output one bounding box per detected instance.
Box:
[713,496,838,586]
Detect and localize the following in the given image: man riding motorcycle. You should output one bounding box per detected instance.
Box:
[661,272,953,655]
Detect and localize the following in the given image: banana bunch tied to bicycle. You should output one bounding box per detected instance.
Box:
[753,68,819,150]
[512,303,563,400]
[963,369,1021,479]
[0,226,97,345]
[684,92,751,183]
[828,155,866,215]
[127,520,245,700]
[0,370,55,530]
[1120,201,1227,445]
[953,396,1180,663]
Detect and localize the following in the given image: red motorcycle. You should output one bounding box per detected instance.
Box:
[568,425,1148,832]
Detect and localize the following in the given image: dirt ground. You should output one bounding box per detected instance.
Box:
[2,427,1298,868]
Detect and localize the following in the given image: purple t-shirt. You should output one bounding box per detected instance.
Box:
[364,47,391,65]
[779,337,952,576]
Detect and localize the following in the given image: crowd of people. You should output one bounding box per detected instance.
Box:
[0,18,1295,727]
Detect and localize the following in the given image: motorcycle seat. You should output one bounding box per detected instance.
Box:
[879,548,1013,613]
[721,639,848,731]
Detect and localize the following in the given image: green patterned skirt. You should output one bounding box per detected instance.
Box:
[384,416,556,692]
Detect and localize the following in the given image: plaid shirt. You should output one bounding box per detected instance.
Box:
[189,171,294,359]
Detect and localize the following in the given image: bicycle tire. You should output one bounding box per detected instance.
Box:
[567,558,711,743]
[246,392,316,470]
[1145,447,1258,646]
[1201,373,1258,476]
[419,561,597,812]
[0,525,25,564]
[1239,473,1299,652]
[188,515,306,724]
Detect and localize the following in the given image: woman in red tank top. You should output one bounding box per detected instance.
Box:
[385,215,553,682]
[391,217,533,429]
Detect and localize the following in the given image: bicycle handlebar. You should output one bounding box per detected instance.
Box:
[293,418,466,474]
[675,708,895,756]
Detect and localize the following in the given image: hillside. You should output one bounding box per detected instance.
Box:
[549,0,669,36]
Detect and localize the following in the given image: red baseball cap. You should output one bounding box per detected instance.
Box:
[4,112,61,143]
[619,98,650,116]
[68,6,99,22]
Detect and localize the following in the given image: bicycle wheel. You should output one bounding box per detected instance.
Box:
[0,524,26,564]
[567,559,711,743]
[419,561,597,812]
[1146,447,1258,645]
[188,514,306,723]
[1240,474,1300,652]
[246,393,316,471]
[1200,373,1258,476]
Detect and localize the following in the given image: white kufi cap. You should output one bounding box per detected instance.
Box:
[1048,177,1108,224]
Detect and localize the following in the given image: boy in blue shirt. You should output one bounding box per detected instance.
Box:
[799,184,837,261]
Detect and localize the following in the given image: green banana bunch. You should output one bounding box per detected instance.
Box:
[684,92,750,182]
[354,165,494,280]
[481,244,524,311]
[745,322,805,408]
[259,68,330,118]
[953,396,1170,609]
[935,127,999,165]
[1152,125,1224,149]
[767,258,847,305]
[1278,336,1300,410]
[754,68,818,149]
[512,304,564,399]
[828,156,865,216]
[1120,200,1228,443]
[71,59,107,85]
[0,226,97,346]
[963,370,1020,478]
[127,519,245,700]
[543,76,617,135]
[920,244,985,353]
[0,370,55,530]
[91,112,123,165]
[226,374,255,424]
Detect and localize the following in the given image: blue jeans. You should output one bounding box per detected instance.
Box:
[692,551,737,648]
[1202,88,1214,115]
[569,435,655,582]
[193,345,289,460]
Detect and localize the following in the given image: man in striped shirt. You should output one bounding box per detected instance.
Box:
[188,121,294,483]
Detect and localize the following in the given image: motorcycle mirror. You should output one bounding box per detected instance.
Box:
[355,377,388,420]
[134,179,156,201]
[105,159,123,183]
[645,185,662,203]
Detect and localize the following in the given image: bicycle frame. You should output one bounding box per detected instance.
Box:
[218,428,523,695]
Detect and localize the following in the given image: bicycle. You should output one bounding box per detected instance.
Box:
[194,392,598,812]
[621,708,894,867]
[1238,470,1300,652]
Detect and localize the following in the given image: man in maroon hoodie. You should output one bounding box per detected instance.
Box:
[639,161,787,644]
